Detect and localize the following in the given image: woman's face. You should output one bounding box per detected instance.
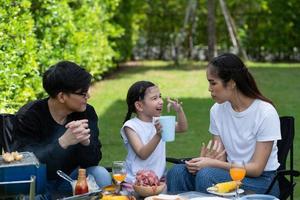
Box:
[206,67,233,103]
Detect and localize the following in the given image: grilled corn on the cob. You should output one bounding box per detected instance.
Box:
[207,181,238,193]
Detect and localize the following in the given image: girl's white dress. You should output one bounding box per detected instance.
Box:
[121,117,166,183]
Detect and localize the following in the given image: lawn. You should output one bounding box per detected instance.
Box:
[89,60,300,199]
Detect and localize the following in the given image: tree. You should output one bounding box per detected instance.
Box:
[207,0,216,60]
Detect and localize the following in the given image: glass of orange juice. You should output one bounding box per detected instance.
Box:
[112,161,127,194]
[230,160,246,199]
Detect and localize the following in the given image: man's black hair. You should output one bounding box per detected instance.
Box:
[43,61,92,97]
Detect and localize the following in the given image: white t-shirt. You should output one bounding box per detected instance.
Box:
[209,99,281,171]
[120,117,166,183]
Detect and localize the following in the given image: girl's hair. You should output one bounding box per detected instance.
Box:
[123,81,156,124]
[208,53,273,105]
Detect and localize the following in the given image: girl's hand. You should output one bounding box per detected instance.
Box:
[154,120,162,137]
[185,157,213,174]
[167,97,183,113]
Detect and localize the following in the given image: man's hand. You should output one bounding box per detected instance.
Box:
[200,140,225,160]
[59,119,91,149]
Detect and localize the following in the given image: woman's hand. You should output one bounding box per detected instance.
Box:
[167,97,183,113]
[185,157,214,174]
[200,140,225,160]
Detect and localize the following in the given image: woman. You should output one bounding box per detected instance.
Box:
[167,53,281,197]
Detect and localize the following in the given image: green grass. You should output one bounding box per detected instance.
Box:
[89,60,300,199]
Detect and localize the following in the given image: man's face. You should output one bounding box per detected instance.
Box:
[65,89,90,112]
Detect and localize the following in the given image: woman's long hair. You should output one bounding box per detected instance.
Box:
[208,53,273,105]
[123,81,155,124]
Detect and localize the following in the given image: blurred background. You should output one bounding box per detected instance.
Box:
[1,0,299,112]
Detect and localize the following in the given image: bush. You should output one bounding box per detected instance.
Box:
[0,0,123,113]
[0,0,41,113]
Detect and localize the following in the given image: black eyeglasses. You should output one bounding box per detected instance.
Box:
[71,91,88,98]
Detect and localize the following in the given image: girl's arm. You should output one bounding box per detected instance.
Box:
[167,98,188,132]
[124,125,162,160]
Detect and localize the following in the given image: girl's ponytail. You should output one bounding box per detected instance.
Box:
[123,109,133,124]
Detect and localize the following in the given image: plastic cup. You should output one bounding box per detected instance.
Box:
[158,116,176,142]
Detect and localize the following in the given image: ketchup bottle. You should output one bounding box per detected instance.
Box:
[75,168,89,195]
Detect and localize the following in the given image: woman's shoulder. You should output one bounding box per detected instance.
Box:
[210,102,229,112]
[255,99,277,113]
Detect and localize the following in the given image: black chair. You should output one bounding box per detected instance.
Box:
[265,116,300,200]
[0,113,15,152]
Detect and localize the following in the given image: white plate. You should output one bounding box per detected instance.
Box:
[144,194,183,200]
[206,188,244,197]
[239,194,279,200]
[190,197,230,200]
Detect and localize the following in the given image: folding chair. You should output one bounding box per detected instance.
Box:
[0,113,15,152]
[0,113,46,198]
[265,116,300,200]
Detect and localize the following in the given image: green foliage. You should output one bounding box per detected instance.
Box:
[129,0,300,61]
[1,0,123,113]
[112,0,147,61]
[0,0,41,113]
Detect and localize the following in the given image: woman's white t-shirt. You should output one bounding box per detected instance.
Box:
[209,99,281,171]
[120,117,166,183]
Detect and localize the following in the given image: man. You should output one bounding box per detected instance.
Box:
[13,61,111,197]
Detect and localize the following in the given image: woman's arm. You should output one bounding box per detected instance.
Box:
[186,141,273,177]
[244,141,273,177]
[124,125,162,160]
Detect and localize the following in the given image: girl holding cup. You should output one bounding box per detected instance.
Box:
[120,80,188,183]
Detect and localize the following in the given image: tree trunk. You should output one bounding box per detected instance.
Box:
[207,0,216,61]
[219,0,248,60]
[188,0,198,59]
[174,0,197,64]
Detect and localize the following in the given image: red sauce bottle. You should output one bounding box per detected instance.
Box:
[75,168,89,195]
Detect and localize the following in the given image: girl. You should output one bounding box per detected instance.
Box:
[167,53,281,197]
[121,80,188,183]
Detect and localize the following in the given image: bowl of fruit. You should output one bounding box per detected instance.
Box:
[133,170,166,197]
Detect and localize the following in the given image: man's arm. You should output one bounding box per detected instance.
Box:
[76,106,102,168]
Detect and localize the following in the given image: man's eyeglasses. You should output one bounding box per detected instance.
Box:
[71,91,89,98]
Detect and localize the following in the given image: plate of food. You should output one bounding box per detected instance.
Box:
[144,194,184,200]
[207,181,244,197]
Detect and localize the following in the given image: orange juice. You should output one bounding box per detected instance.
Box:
[113,173,126,183]
[230,167,246,181]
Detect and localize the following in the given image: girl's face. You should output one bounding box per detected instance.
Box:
[206,67,233,103]
[138,86,163,119]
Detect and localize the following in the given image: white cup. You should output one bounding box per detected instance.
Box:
[156,116,176,142]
